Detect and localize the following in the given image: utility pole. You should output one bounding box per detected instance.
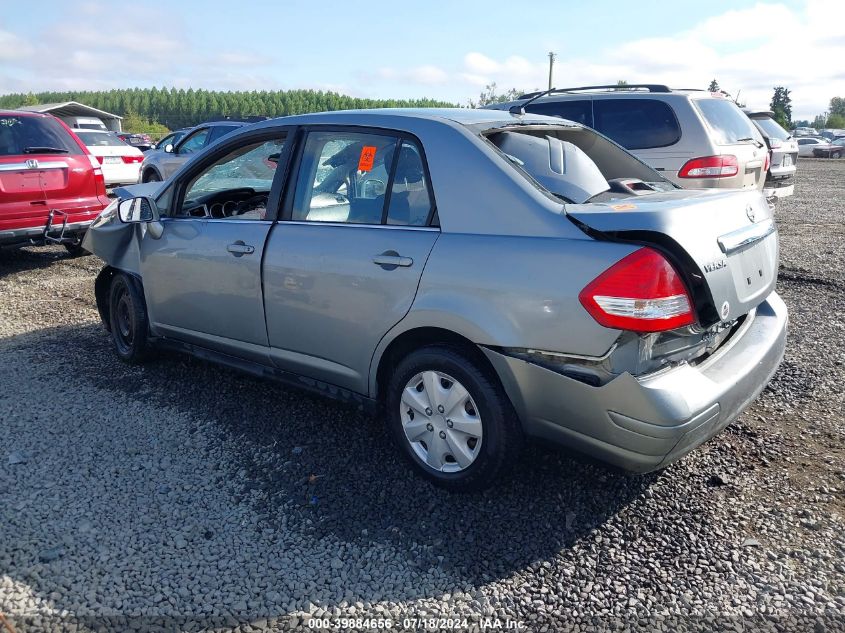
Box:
[548,52,556,90]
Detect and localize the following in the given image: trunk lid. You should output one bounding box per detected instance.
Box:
[566,188,778,327]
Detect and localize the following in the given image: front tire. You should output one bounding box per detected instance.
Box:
[833,150,842,159]
[385,345,523,491]
[142,170,161,183]
[108,273,150,363]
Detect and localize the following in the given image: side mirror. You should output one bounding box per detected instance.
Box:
[118,196,158,223]
[164,143,174,153]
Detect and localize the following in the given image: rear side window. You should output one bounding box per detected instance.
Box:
[525,100,593,126]
[0,115,82,156]
[208,125,239,143]
[292,131,434,226]
[592,99,681,149]
[694,99,761,145]
[387,142,433,226]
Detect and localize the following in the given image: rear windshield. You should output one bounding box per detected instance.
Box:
[751,116,791,141]
[485,126,674,204]
[695,99,762,145]
[76,131,127,147]
[0,115,82,156]
[593,99,682,150]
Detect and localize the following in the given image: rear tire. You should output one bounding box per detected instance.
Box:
[833,151,842,159]
[142,170,161,183]
[108,273,150,363]
[385,345,523,491]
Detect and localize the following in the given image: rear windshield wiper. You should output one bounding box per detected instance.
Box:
[23,146,70,154]
[735,137,765,148]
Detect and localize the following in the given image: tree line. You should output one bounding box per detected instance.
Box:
[0,88,457,133]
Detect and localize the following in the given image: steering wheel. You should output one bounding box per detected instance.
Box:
[233,193,270,217]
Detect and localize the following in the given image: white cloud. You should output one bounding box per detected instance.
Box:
[455,1,845,118]
[0,4,277,95]
[0,28,33,61]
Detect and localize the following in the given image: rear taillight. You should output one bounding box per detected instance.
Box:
[678,155,738,178]
[579,248,695,332]
[122,155,144,164]
[87,154,107,196]
[764,152,771,172]
[93,155,104,164]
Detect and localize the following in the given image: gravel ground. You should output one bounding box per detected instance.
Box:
[1,159,843,632]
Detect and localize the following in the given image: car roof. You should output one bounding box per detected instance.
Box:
[247,107,574,132]
[0,109,49,118]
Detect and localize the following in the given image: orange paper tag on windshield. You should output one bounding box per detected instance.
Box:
[358,146,377,171]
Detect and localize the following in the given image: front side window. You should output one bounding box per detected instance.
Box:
[593,99,681,150]
[694,98,762,145]
[292,131,397,224]
[175,136,286,220]
[178,128,210,155]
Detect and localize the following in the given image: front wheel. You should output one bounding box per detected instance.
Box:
[832,151,842,159]
[142,170,161,183]
[108,273,150,363]
[385,345,523,491]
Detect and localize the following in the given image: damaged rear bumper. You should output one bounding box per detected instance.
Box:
[484,291,788,472]
[0,218,94,248]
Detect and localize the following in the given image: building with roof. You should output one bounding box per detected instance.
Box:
[17,101,122,132]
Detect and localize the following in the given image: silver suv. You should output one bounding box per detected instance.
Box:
[486,84,768,191]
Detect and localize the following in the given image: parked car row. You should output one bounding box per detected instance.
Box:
[138,121,247,182]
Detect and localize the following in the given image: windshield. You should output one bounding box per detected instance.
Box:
[695,98,762,145]
[0,115,82,155]
[76,131,127,147]
[185,138,284,202]
[752,116,791,141]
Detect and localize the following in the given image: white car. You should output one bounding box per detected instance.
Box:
[74,130,144,186]
[797,137,829,157]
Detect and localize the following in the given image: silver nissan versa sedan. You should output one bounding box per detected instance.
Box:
[83,109,787,491]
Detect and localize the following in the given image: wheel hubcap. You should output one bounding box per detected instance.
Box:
[400,370,483,473]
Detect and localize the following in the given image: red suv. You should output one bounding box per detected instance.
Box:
[0,110,110,255]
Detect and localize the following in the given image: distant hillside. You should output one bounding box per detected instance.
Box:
[0,88,458,131]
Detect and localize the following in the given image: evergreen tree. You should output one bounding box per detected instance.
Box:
[770,87,792,129]
[708,79,720,92]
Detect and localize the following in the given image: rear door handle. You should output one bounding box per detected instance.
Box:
[373,251,413,269]
[227,241,255,257]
